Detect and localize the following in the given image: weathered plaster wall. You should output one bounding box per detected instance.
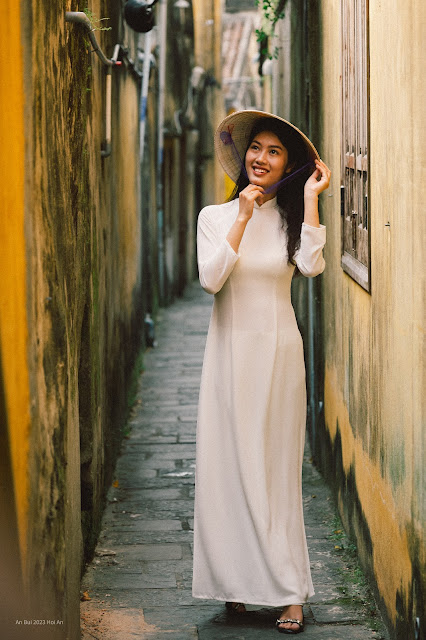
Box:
[0,3,31,632]
[0,0,30,572]
[0,1,144,637]
[193,0,225,205]
[317,1,425,637]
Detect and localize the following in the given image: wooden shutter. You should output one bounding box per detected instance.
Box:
[341,0,370,291]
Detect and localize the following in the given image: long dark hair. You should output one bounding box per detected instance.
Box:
[227,118,312,265]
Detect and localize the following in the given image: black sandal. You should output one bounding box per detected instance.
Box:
[225,601,246,614]
[276,617,304,634]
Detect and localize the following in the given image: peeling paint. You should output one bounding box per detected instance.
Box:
[324,366,414,625]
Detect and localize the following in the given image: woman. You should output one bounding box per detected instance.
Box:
[192,110,331,635]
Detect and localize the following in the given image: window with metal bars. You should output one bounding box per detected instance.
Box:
[341,0,370,291]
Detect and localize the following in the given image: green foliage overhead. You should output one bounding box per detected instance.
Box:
[255,0,286,59]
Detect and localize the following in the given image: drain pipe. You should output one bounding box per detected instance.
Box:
[65,12,122,157]
[303,0,320,454]
[156,0,167,303]
[139,31,153,166]
[101,44,124,157]
[307,276,317,449]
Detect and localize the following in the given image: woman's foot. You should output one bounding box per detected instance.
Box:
[276,605,304,634]
[225,601,246,614]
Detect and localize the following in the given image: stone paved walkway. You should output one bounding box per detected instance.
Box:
[80,282,389,639]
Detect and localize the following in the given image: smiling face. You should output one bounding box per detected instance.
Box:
[244,131,291,194]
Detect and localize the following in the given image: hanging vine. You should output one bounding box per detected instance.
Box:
[255,0,286,60]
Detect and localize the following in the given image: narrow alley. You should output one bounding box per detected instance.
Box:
[1,1,424,639]
[80,283,388,640]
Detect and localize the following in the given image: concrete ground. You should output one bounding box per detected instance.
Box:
[80,282,389,639]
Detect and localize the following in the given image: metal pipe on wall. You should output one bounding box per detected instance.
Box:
[156,0,167,303]
[303,0,320,453]
[139,30,153,166]
[65,12,114,66]
[101,67,113,157]
[307,276,317,449]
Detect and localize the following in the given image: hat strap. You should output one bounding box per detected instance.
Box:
[263,161,315,194]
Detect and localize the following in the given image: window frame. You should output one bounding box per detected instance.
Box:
[340,0,371,293]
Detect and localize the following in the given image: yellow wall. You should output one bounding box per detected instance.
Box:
[1,1,147,635]
[319,0,425,632]
[0,2,30,573]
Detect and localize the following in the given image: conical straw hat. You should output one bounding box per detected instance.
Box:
[214,110,320,183]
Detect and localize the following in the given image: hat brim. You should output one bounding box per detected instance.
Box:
[214,110,320,184]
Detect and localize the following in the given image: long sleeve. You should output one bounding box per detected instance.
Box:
[197,207,240,294]
[295,222,326,277]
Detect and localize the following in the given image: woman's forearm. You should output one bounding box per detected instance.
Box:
[303,194,320,228]
[226,216,251,253]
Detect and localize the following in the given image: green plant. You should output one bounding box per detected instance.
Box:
[83,8,112,32]
[327,514,387,634]
[255,0,286,60]
[82,9,112,53]
[85,64,92,92]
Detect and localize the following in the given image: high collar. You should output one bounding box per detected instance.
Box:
[253,196,278,210]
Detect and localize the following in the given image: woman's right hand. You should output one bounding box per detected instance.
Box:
[238,184,265,221]
[227,184,265,253]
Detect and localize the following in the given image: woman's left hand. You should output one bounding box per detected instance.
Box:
[304,159,331,198]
